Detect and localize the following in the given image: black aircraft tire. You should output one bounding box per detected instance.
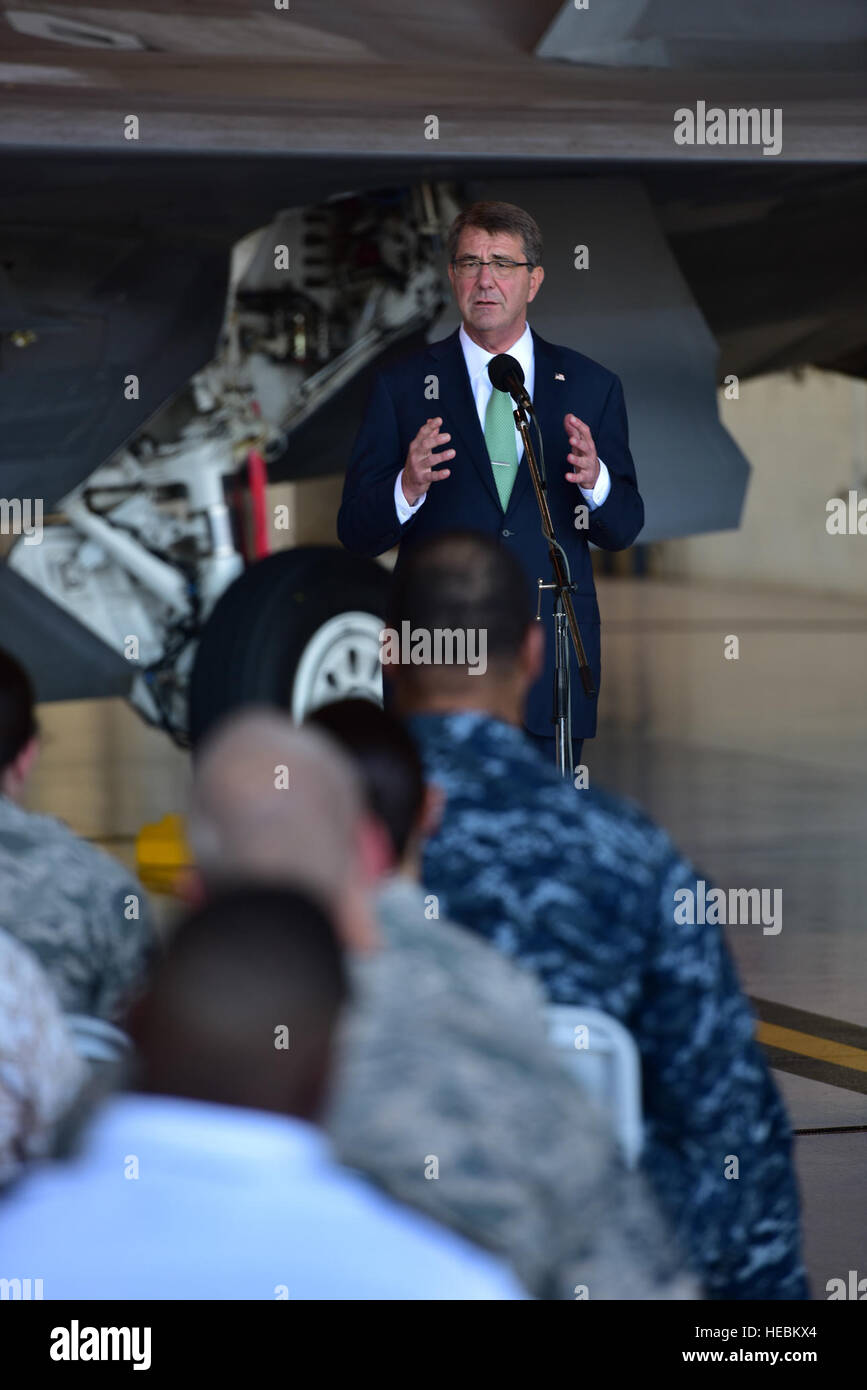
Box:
[187,546,390,749]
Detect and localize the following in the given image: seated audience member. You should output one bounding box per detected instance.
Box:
[188,713,381,955]
[0,647,155,1021]
[190,707,694,1300]
[0,887,523,1300]
[383,530,808,1302]
[0,928,85,1187]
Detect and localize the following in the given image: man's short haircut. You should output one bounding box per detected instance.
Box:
[133,885,348,1111]
[307,699,424,861]
[0,646,38,775]
[448,200,543,268]
[386,531,534,687]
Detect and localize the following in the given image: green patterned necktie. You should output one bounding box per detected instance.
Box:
[484,385,519,511]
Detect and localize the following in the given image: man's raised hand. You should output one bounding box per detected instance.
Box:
[564,413,600,491]
[400,418,454,506]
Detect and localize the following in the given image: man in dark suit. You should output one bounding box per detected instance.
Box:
[338,200,644,764]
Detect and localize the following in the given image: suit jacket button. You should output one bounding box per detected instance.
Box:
[502,528,513,537]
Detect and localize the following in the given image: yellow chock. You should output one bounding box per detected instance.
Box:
[136,813,194,896]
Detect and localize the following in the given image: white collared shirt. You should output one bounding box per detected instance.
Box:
[0,1093,524,1300]
[394,322,611,521]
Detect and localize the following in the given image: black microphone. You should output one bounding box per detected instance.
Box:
[487,353,531,406]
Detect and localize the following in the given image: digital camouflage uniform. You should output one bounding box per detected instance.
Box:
[0,795,155,1023]
[0,927,86,1186]
[407,712,808,1301]
[327,875,698,1300]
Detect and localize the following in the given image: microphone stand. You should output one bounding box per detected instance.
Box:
[512,397,596,778]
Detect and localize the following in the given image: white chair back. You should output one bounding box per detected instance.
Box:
[547,1004,643,1168]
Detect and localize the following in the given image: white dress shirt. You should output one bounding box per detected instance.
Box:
[394,321,611,522]
[0,1093,525,1300]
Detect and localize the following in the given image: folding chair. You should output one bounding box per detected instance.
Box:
[546,1004,643,1168]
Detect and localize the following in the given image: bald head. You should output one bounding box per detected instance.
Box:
[188,709,378,949]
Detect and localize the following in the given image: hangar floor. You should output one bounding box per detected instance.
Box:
[24,574,867,1301]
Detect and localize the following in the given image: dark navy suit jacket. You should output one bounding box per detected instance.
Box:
[337,327,644,739]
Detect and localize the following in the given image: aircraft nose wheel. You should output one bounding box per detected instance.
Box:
[289,611,386,721]
[187,546,389,749]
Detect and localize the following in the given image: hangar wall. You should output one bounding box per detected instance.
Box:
[653,369,867,598]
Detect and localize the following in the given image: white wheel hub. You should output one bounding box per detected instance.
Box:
[291,610,384,722]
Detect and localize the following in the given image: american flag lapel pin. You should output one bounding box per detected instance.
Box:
[554,372,565,381]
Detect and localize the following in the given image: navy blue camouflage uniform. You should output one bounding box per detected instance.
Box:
[409,710,808,1300]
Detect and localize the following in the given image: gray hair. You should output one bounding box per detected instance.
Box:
[447,200,543,268]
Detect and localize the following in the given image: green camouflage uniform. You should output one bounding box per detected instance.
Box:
[326,875,697,1300]
[0,795,155,1022]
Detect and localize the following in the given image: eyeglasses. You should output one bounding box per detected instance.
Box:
[451,256,533,278]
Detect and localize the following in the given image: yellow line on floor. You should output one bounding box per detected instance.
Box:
[757,1022,867,1074]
